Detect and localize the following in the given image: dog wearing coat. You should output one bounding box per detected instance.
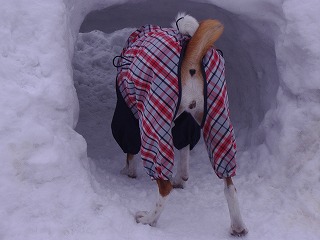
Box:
[112,13,248,236]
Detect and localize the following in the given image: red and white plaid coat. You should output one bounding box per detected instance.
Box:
[114,25,237,180]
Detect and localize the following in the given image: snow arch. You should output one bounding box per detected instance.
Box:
[73,0,281,162]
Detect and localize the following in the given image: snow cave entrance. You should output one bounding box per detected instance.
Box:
[73,0,280,165]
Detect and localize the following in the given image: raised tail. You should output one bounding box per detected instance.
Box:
[184,19,224,65]
[178,19,224,124]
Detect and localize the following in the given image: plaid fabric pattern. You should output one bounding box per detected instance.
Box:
[202,49,237,178]
[115,25,237,180]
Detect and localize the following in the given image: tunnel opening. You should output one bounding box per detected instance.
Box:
[72,0,280,167]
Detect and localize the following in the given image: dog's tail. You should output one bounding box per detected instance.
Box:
[184,19,224,63]
[172,14,224,59]
[178,19,224,124]
[172,13,199,36]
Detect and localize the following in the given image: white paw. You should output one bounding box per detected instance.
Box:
[135,211,157,227]
[120,166,137,178]
[230,225,248,237]
[172,176,187,189]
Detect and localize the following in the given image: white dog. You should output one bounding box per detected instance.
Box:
[112,13,248,236]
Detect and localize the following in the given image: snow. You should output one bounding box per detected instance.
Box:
[1,0,320,239]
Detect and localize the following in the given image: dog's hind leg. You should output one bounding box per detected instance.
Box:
[120,153,137,178]
[172,145,190,188]
[135,179,172,226]
[224,177,248,236]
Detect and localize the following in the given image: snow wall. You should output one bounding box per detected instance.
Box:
[73,0,320,182]
[1,0,320,239]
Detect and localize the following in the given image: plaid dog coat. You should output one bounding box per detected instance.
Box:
[112,25,237,180]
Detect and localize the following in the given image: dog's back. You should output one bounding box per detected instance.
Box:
[113,20,234,180]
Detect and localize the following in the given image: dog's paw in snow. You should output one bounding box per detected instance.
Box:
[135,211,158,227]
[230,226,249,237]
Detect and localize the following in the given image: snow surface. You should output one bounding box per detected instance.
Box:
[1,0,320,239]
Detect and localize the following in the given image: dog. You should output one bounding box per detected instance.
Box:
[111,13,248,236]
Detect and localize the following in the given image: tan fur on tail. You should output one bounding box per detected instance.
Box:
[179,20,224,124]
[181,20,224,85]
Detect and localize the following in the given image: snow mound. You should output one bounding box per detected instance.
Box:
[1,0,320,239]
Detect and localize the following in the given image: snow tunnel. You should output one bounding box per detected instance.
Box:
[72,0,281,170]
[3,2,320,238]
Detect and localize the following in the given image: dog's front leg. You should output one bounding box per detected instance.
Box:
[135,179,172,226]
[224,177,248,236]
[172,145,190,188]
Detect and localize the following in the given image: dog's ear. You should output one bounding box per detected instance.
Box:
[172,13,199,37]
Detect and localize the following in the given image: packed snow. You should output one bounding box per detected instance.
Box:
[1,0,319,239]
